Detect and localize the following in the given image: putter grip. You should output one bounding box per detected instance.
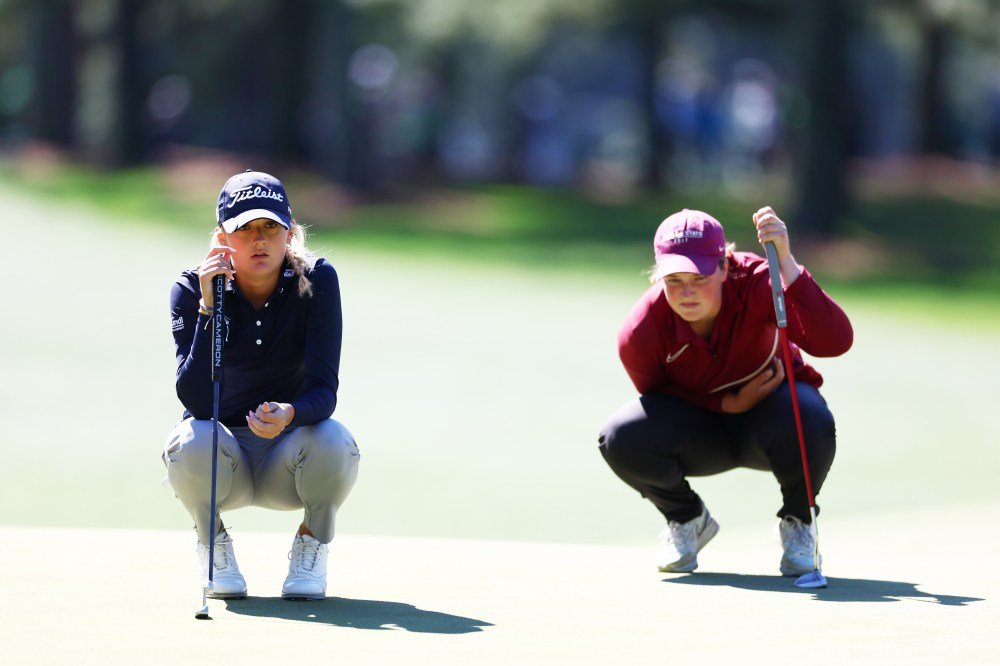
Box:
[763,241,787,329]
[211,274,225,383]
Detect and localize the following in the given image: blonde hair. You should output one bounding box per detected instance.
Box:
[211,222,315,297]
[285,223,315,297]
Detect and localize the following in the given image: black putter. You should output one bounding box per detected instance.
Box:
[195,273,226,619]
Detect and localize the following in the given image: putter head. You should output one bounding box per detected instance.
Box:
[794,569,828,589]
[194,582,212,619]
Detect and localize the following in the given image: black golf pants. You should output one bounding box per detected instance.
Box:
[598,382,836,524]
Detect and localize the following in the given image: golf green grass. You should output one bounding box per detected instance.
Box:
[1,180,997,549]
[3,504,998,664]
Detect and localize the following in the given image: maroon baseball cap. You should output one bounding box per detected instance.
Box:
[652,209,727,279]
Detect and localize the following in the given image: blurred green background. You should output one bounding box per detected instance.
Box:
[0,0,998,544]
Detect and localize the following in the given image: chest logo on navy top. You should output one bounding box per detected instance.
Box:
[171,315,184,332]
[283,268,295,278]
[666,344,690,363]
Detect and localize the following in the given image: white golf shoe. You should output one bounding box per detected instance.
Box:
[778,515,821,576]
[282,534,329,600]
[197,530,247,599]
[657,506,719,573]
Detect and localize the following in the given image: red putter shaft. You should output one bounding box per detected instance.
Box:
[763,241,827,588]
[763,241,814,507]
[778,327,816,507]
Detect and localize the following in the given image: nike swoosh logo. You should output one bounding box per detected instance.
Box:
[666,344,689,363]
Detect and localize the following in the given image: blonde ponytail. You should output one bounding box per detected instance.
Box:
[285,223,315,297]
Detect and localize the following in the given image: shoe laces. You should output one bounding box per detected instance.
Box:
[199,532,235,573]
[212,533,233,571]
[783,519,813,556]
[663,516,698,546]
[289,537,321,573]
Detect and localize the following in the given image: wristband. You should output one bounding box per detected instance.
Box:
[198,299,214,316]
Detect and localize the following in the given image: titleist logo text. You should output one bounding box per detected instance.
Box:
[227,186,285,208]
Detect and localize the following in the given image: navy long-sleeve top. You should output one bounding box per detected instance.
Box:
[169,258,343,427]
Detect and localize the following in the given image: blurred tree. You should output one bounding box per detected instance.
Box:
[162,0,368,185]
[135,0,315,163]
[876,0,1000,157]
[917,5,956,155]
[610,0,792,190]
[613,0,853,234]
[790,0,853,237]
[308,0,378,189]
[355,0,604,54]
[25,0,77,148]
[234,0,313,160]
[269,0,311,160]
[612,0,675,189]
[111,0,146,165]
[353,0,605,185]
[5,0,996,202]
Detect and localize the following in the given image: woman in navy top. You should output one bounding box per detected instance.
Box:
[164,170,360,601]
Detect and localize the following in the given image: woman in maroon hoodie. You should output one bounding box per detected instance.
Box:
[599,207,853,576]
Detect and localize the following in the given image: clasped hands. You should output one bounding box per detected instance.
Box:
[246,401,295,439]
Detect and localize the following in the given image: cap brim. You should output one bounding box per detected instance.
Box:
[220,209,291,233]
[652,254,720,280]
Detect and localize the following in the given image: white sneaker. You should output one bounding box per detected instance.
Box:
[282,534,329,600]
[778,515,821,576]
[657,506,719,573]
[197,530,247,599]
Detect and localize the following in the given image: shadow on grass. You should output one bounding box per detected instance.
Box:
[223,596,493,633]
[662,573,983,606]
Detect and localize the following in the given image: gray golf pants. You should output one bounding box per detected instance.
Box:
[163,417,360,545]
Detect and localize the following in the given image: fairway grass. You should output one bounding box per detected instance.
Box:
[1,183,997,548]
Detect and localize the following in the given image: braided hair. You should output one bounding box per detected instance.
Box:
[284,223,314,297]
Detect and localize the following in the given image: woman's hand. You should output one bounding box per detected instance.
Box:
[246,402,295,439]
[196,244,237,309]
[720,359,785,414]
[753,206,801,287]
